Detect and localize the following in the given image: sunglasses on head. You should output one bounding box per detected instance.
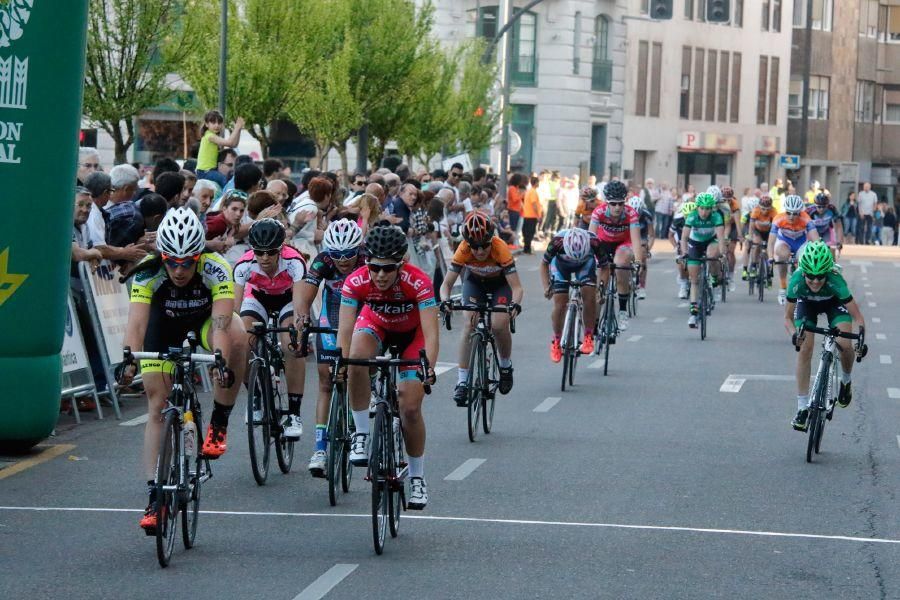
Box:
[329,248,359,261]
[804,273,826,281]
[162,253,200,269]
[366,261,401,273]
[253,248,281,257]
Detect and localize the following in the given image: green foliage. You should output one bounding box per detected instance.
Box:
[452,40,501,159]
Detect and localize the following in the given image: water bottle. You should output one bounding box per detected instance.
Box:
[392,416,401,441]
[184,410,197,458]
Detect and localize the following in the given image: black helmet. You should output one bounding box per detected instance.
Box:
[603,180,627,201]
[365,225,408,260]
[814,191,830,206]
[248,218,286,251]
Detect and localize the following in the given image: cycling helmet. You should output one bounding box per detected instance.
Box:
[783,194,805,214]
[695,193,717,209]
[627,196,645,212]
[365,225,407,260]
[157,207,206,257]
[759,195,773,208]
[721,186,734,199]
[814,191,830,206]
[706,185,722,202]
[603,180,627,201]
[580,186,598,200]
[681,201,697,216]
[798,240,834,276]
[562,228,592,262]
[462,210,495,245]
[322,218,363,251]
[248,218,285,251]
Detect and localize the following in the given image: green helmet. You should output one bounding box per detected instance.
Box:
[798,241,834,276]
[695,193,716,208]
[681,201,697,216]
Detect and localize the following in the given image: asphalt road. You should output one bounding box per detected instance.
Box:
[2,245,900,599]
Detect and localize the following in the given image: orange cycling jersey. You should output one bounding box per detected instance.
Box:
[749,206,776,232]
[450,237,517,279]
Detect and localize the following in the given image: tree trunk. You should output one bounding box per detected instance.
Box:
[316,142,328,169]
[336,140,349,185]
[109,122,130,165]
[249,124,270,159]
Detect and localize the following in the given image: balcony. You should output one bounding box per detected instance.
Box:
[510,55,537,87]
[592,59,612,92]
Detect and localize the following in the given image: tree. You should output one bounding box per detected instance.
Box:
[83,0,196,163]
[451,41,502,160]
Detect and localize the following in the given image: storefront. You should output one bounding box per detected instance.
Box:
[676,131,740,191]
[754,136,779,188]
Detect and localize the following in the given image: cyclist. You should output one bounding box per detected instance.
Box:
[440,211,523,407]
[741,196,768,280]
[120,207,245,531]
[338,225,438,510]
[296,219,366,477]
[806,191,844,258]
[540,227,606,361]
[574,186,600,230]
[680,193,726,328]
[712,185,744,292]
[767,194,820,306]
[627,195,654,300]
[233,219,307,440]
[785,241,866,431]
[669,200,695,300]
[588,180,643,331]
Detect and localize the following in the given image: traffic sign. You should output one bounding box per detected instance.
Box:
[779,154,800,170]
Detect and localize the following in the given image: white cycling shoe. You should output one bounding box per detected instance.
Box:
[283,415,303,440]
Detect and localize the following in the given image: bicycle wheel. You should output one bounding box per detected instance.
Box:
[483,340,498,434]
[155,410,179,567]
[720,263,727,304]
[603,294,615,376]
[181,397,202,550]
[388,411,402,538]
[370,405,389,554]
[629,271,639,317]
[466,335,483,442]
[273,364,294,474]
[806,407,820,463]
[246,360,271,486]
[757,256,766,303]
[699,285,708,341]
[560,304,575,392]
[327,383,346,506]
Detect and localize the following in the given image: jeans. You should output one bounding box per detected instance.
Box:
[655,212,672,239]
[522,218,539,253]
[508,210,521,245]
[857,215,874,244]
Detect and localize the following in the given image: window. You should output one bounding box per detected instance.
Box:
[730,52,741,122]
[636,41,649,116]
[717,51,730,122]
[706,50,717,121]
[809,76,830,120]
[767,57,779,125]
[856,81,875,122]
[692,49,705,120]
[511,10,537,86]
[680,46,692,119]
[788,77,802,118]
[761,1,770,31]
[793,0,832,31]
[685,0,694,19]
[861,0,878,38]
[592,15,612,92]
[640,0,649,14]
[888,7,900,42]
[772,0,781,32]
[697,0,706,21]
[734,0,743,27]
[510,104,534,173]
[757,56,768,124]
[650,42,662,117]
[471,6,499,39]
[884,89,900,123]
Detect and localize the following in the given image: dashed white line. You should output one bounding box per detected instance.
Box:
[528,265,540,272]
[869,302,878,308]
[293,564,358,600]
[864,283,871,288]
[889,388,900,400]
[533,396,561,412]
[720,377,747,393]
[588,359,605,370]
[865,291,874,296]
[897,435,900,450]
[677,302,689,308]
[880,355,892,365]
[627,335,642,342]
[434,362,456,377]
[720,374,794,393]
[653,317,667,323]
[873,317,882,323]
[119,414,149,427]
[444,458,486,481]
[876,334,887,341]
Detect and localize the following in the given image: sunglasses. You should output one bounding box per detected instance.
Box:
[804,273,827,281]
[366,261,401,273]
[329,248,359,261]
[450,172,462,178]
[607,201,625,206]
[354,180,366,186]
[253,248,281,257]
[162,253,200,269]
[786,211,801,216]
[469,241,492,250]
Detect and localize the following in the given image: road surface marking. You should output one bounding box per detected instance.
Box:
[869,302,878,308]
[864,283,871,288]
[876,334,887,341]
[851,260,872,274]
[873,317,882,323]
[533,397,561,412]
[720,377,747,393]
[653,317,667,323]
[119,413,149,427]
[0,445,76,481]
[588,359,605,370]
[444,458,486,481]
[895,262,900,268]
[293,564,358,600]
[889,389,900,400]
[434,362,456,377]
[677,302,688,308]
[865,291,873,296]
[862,276,869,281]
[662,269,674,274]
[5,506,900,546]
[720,374,794,393]
[627,335,642,342]
[881,355,893,365]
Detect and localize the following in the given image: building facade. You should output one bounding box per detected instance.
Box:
[621,0,792,193]
[786,0,900,205]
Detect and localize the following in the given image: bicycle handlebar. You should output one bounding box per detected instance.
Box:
[298,322,338,357]
[792,325,867,362]
[334,348,432,394]
[441,301,517,334]
[124,345,227,383]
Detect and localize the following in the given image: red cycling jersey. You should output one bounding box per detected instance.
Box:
[233,245,306,300]
[340,263,437,332]
[590,203,640,243]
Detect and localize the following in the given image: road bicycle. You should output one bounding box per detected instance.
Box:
[793,324,866,463]
[335,349,431,555]
[124,334,226,567]
[593,263,633,375]
[558,278,587,392]
[442,295,516,441]
[628,259,642,318]
[246,316,298,485]
[693,257,718,341]
[746,242,771,302]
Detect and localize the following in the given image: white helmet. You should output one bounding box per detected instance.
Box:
[783,194,805,213]
[627,196,645,212]
[322,218,363,252]
[157,207,205,257]
[706,185,722,202]
[562,228,592,262]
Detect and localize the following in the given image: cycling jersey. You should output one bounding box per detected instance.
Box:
[786,269,853,329]
[749,207,776,234]
[805,204,841,239]
[684,211,724,243]
[590,203,640,243]
[234,246,306,298]
[772,212,815,253]
[449,237,517,280]
[636,208,654,241]
[341,263,436,332]
[131,253,234,317]
[669,214,686,245]
[542,230,605,293]
[304,250,367,362]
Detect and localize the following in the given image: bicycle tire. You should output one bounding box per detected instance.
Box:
[757,255,766,303]
[812,355,833,456]
[273,364,294,474]
[699,282,708,341]
[388,406,402,538]
[181,396,201,550]
[720,262,727,304]
[466,334,483,442]
[806,407,820,463]
[560,303,575,392]
[327,384,344,506]
[483,340,497,434]
[603,292,615,376]
[246,361,271,486]
[155,410,179,567]
[370,404,388,555]
[629,270,639,317]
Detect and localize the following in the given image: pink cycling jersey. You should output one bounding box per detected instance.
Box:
[590,203,640,243]
[340,263,437,332]
[233,246,306,299]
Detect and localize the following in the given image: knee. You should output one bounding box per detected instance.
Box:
[400,403,422,425]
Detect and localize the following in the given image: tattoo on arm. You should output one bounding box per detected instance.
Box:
[213,315,231,331]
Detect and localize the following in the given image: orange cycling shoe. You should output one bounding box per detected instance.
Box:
[580,333,594,355]
[202,424,228,458]
[140,505,158,532]
[550,339,562,363]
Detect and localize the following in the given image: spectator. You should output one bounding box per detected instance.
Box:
[182,158,197,173]
[76,147,101,186]
[388,182,417,231]
[496,209,515,245]
[351,192,383,235]
[93,164,147,267]
[247,190,287,224]
[384,173,402,206]
[881,204,896,246]
[83,171,112,248]
[71,187,102,271]
[266,178,289,209]
[192,179,218,224]
[288,176,332,259]
[444,163,464,199]
[346,171,368,202]
[180,169,197,204]
[263,158,284,182]
[111,193,167,249]
[654,183,675,238]
[205,191,246,255]
[395,163,412,183]
[842,192,858,244]
[196,109,244,186]
[154,171,186,209]
[506,173,524,244]
[857,182,878,244]
[522,176,543,254]
[643,178,658,213]
[281,177,297,201]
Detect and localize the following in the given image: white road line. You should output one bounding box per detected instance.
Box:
[533,396,561,412]
[851,260,872,275]
[897,435,900,450]
[873,317,882,323]
[588,359,604,370]
[119,414,149,427]
[889,389,900,400]
[869,302,878,308]
[293,564,358,600]
[864,283,871,288]
[677,302,688,308]
[444,458,486,481]
[720,374,794,393]
[5,506,900,546]
[627,335,642,342]
[720,377,747,393]
[876,334,887,341]
[434,362,456,377]
[881,355,893,365]
[653,317,667,323]
[731,374,795,381]
[662,269,674,274]
[865,291,873,296]
[895,262,900,268]
[862,276,869,281]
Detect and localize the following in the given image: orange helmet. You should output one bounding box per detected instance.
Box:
[462,210,495,245]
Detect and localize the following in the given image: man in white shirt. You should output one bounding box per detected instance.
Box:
[857,182,878,245]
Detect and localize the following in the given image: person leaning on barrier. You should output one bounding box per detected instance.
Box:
[88,165,148,268]
[71,187,102,273]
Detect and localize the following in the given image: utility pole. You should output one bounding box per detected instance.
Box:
[799,0,813,161]
[497,0,513,198]
[218,0,228,116]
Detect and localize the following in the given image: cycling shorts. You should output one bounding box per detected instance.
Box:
[550,257,597,294]
[353,312,424,380]
[775,235,807,255]
[462,274,512,308]
[315,309,340,365]
[239,290,294,325]
[597,240,632,267]
[686,238,716,265]
[793,297,852,329]
[141,308,214,375]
